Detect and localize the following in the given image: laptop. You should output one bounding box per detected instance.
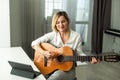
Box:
[8,61,41,79]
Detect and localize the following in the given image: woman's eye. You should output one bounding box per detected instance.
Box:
[62,20,65,23]
[56,22,59,24]
[56,20,66,24]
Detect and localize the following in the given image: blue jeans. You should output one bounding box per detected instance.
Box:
[46,68,76,80]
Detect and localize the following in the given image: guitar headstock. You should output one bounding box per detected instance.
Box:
[104,54,120,62]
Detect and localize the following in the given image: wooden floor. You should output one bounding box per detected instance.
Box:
[76,53,120,80]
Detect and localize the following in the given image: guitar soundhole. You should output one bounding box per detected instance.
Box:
[57,55,64,62]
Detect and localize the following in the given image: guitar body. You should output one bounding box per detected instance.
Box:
[34,43,74,75]
[34,43,120,75]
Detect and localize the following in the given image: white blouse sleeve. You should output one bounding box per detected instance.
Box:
[31,32,55,47]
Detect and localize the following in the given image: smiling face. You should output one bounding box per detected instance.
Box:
[52,11,70,33]
[56,16,68,32]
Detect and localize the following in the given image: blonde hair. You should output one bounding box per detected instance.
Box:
[52,11,71,32]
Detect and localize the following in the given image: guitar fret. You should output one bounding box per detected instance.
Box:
[81,56,83,61]
[88,56,90,61]
[86,56,88,61]
[84,56,86,61]
[87,56,90,61]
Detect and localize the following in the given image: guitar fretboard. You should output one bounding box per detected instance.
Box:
[62,56,103,62]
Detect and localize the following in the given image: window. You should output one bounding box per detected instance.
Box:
[76,0,89,21]
[45,0,65,18]
[75,24,88,45]
[75,0,90,45]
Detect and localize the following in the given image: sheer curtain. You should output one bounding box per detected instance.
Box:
[75,0,90,45]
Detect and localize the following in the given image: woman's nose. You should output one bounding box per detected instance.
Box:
[59,22,63,26]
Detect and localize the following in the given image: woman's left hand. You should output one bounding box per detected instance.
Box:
[91,57,99,64]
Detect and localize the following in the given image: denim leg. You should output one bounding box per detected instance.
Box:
[47,68,76,80]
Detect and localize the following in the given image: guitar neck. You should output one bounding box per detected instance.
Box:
[75,56,102,62]
[63,55,103,62]
[62,54,120,62]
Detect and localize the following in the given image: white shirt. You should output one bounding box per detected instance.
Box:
[31,30,83,55]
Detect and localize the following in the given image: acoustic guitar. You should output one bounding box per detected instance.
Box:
[34,43,120,75]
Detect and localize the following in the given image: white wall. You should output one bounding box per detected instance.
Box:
[0,0,10,47]
[102,0,120,54]
[111,0,120,54]
[111,0,120,30]
[102,34,114,52]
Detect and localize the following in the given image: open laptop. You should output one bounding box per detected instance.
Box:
[8,61,41,79]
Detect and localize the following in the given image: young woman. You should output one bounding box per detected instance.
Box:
[31,11,98,80]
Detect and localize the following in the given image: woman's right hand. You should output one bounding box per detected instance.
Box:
[33,45,54,59]
[43,51,54,59]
